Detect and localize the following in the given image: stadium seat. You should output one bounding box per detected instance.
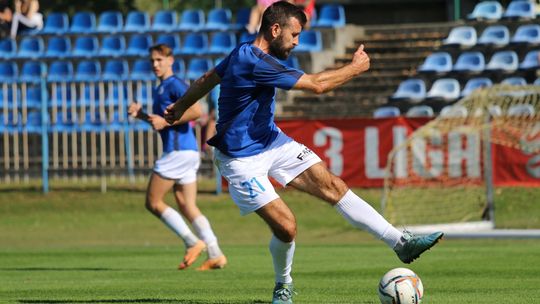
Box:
[24,111,45,133]
[440,105,468,118]
[186,58,212,81]
[173,59,186,78]
[418,52,453,74]
[232,7,251,31]
[99,35,126,58]
[389,78,426,103]
[314,4,346,28]
[452,51,485,74]
[126,34,152,57]
[0,38,16,59]
[208,32,236,54]
[69,11,96,34]
[0,61,17,83]
[24,85,43,109]
[443,26,477,48]
[405,105,434,117]
[373,106,401,118]
[180,32,208,55]
[156,34,182,55]
[102,60,129,81]
[47,60,73,82]
[239,32,257,43]
[501,76,527,86]
[510,24,540,45]
[426,78,461,101]
[485,50,519,72]
[205,8,232,31]
[507,104,535,116]
[279,55,300,69]
[519,50,540,70]
[0,86,20,109]
[20,61,45,83]
[0,111,21,133]
[124,11,150,33]
[70,36,99,58]
[503,0,535,19]
[41,12,69,35]
[294,30,323,52]
[77,84,100,108]
[96,11,123,34]
[467,1,504,21]
[75,60,101,82]
[178,9,205,32]
[477,25,510,48]
[460,77,493,97]
[535,78,540,85]
[44,36,71,59]
[16,36,44,59]
[131,59,154,81]
[152,10,177,32]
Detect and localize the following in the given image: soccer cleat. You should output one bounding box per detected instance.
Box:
[394,231,444,264]
[178,240,206,270]
[196,255,228,271]
[272,282,295,304]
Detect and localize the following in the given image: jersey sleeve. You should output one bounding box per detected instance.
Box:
[253,56,304,90]
[214,54,231,78]
[170,78,189,101]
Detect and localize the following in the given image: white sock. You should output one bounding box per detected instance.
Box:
[160,207,199,248]
[269,235,295,284]
[192,215,223,259]
[334,190,403,248]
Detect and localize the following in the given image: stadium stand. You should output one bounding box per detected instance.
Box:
[208,31,236,54]
[71,36,99,58]
[389,79,426,103]
[205,8,232,31]
[19,61,45,83]
[440,104,468,117]
[501,76,527,85]
[294,30,323,53]
[452,51,485,74]
[156,33,182,55]
[425,78,460,101]
[313,4,346,28]
[373,106,400,118]
[151,10,177,32]
[178,9,205,32]
[123,11,150,33]
[74,60,101,82]
[131,59,154,81]
[418,51,453,74]
[102,59,129,81]
[98,35,126,58]
[44,36,71,59]
[69,12,96,34]
[47,60,73,82]
[485,50,519,73]
[502,0,535,20]
[519,50,540,70]
[41,12,69,35]
[0,38,16,59]
[126,34,153,57]
[17,36,44,59]
[405,105,434,117]
[96,11,123,34]
[510,24,540,45]
[442,26,477,48]
[180,32,208,54]
[0,61,17,82]
[186,58,212,81]
[460,77,493,97]
[232,7,251,31]
[477,25,510,48]
[507,103,535,116]
[467,1,504,21]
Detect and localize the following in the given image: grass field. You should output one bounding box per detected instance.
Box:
[1,181,540,303]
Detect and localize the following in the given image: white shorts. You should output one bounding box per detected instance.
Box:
[153,150,200,185]
[214,132,321,215]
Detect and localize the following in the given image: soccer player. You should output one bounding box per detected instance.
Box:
[128,44,227,271]
[164,2,443,303]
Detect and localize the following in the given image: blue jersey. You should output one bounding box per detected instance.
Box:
[208,42,304,157]
[152,75,198,153]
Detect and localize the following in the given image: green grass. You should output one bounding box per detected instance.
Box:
[1,182,540,303]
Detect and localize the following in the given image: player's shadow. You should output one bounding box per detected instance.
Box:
[1,267,112,271]
[18,300,268,304]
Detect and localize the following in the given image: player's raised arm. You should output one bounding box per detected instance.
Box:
[164,69,221,125]
[293,44,370,94]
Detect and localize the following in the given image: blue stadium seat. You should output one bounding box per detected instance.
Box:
[17,36,44,59]
[102,60,129,81]
[239,32,257,43]
[508,104,535,116]
[52,111,77,132]
[186,58,212,81]
[124,11,150,33]
[503,0,535,19]
[373,106,400,118]
[71,36,99,58]
[178,9,205,32]
[24,85,43,109]
[389,78,426,102]
[205,8,232,31]
[426,78,460,101]
[69,11,96,34]
[0,61,18,83]
[47,60,73,82]
[443,26,477,48]
[519,50,540,70]
[0,111,21,133]
[131,59,154,81]
[510,24,540,45]
[314,4,346,28]
[294,30,322,52]
[173,59,186,79]
[0,38,16,59]
[75,60,101,82]
[501,76,527,86]
[99,35,126,58]
[534,78,540,85]
[460,77,493,97]
[486,50,519,72]
[477,25,510,48]
[156,34,182,55]
[209,32,236,54]
[41,12,69,35]
[279,55,300,69]
[406,105,434,117]
[440,105,468,118]
[467,1,504,21]
[77,84,99,108]
[418,52,453,74]
[126,34,152,57]
[452,51,485,74]
[180,32,208,55]
[20,61,45,83]
[232,7,251,31]
[44,36,71,59]
[152,10,177,32]
[24,111,45,133]
[97,11,123,34]
[0,86,20,109]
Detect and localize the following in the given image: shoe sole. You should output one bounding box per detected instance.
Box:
[404,232,444,264]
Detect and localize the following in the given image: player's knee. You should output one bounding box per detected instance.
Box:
[145,197,160,215]
[322,176,349,203]
[274,222,296,243]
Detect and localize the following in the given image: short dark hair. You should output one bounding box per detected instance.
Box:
[149,44,173,57]
[259,1,307,33]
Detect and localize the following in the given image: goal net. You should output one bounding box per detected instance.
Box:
[381,84,540,232]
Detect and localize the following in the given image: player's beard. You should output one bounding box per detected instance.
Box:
[269,34,293,60]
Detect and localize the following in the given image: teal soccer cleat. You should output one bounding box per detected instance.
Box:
[394,231,444,264]
[272,282,295,304]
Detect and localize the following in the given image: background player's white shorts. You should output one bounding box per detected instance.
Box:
[214,132,322,215]
[153,150,200,185]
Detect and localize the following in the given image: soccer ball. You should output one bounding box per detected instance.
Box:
[378,267,423,304]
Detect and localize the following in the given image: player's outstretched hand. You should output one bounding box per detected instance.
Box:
[351,44,370,74]
[128,101,142,118]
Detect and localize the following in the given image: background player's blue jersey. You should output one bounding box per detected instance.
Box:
[208,42,304,157]
[152,75,198,153]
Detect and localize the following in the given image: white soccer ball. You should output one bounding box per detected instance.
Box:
[378,267,424,304]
